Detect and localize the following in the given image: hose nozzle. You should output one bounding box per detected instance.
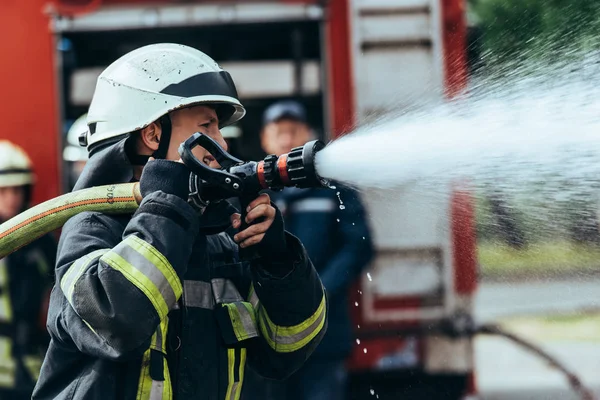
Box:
[256,140,327,190]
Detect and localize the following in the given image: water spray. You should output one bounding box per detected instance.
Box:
[0,133,327,258]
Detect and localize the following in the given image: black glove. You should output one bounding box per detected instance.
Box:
[139,160,190,201]
[250,204,293,277]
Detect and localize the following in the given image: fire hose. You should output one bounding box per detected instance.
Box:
[0,133,328,258]
[476,324,597,400]
[378,317,598,400]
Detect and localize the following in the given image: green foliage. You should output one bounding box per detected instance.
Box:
[478,241,600,278]
[471,0,600,65]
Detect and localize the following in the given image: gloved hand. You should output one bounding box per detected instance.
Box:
[232,194,291,275]
[139,159,191,201]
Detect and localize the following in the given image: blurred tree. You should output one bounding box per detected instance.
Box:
[470,0,600,67]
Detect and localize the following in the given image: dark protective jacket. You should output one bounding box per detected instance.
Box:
[32,138,327,400]
[0,233,55,398]
[271,186,373,359]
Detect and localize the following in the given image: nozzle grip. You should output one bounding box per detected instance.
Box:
[239,193,261,261]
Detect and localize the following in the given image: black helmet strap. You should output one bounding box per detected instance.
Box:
[153,114,172,160]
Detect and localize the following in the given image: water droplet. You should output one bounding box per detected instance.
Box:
[352,222,355,225]
[354,302,359,307]
[356,339,361,345]
[367,272,372,282]
[336,218,340,222]
[362,236,366,240]
[339,205,346,210]
[358,324,361,329]
[370,389,375,395]
[363,348,368,354]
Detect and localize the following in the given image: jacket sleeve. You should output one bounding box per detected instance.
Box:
[245,233,327,380]
[319,187,374,297]
[51,191,199,360]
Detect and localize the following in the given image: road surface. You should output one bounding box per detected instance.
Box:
[476,278,600,400]
[475,278,600,323]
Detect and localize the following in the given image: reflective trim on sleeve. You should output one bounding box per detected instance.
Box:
[223,302,259,342]
[257,292,326,353]
[60,249,110,308]
[101,235,182,319]
[225,347,246,400]
[183,280,214,309]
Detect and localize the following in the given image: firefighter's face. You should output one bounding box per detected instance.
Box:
[0,186,25,222]
[168,105,227,168]
[261,119,312,155]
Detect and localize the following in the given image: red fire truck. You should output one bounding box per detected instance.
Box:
[1,1,476,399]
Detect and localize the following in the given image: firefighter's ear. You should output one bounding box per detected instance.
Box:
[139,122,162,152]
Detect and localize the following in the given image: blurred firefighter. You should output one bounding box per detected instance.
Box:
[0,141,55,400]
[63,114,89,191]
[32,44,327,400]
[243,101,374,400]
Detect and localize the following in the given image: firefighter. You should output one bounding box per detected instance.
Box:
[244,101,374,400]
[62,114,89,191]
[32,43,327,400]
[0,141,55,400]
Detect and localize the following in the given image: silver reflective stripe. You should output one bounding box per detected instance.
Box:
[248,288,259,309]
[184,281,214,309]
[211,279,243,304]
[235,303,258,339]
[289,198,336,213]
[115,243,177,309]
[228,382,240,400]
[149,380,164,400]
[259,305,326,345]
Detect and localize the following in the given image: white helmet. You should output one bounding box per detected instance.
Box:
[0,141,34,187]
[63,113,89,162]
[83,43,245,156]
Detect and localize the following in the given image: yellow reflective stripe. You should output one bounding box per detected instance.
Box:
[0,337,15,388]
[238,348,246,400]
[136,320,172,400]
[60,249,109,306]
[224,302,258,342]
[225,349,234,400]
[224,348,245,400]
[22,355,43,382]
[0,259,12,323]
[101,252,170,319]
[258,293,326,353]
[101,236,182,318]
[126,235,183,300]
[136,349,153,400]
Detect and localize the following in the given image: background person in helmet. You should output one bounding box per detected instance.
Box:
[244,101,373,400]
[62,114,89,191]
[33,44,327,400]
[0,141,55,400]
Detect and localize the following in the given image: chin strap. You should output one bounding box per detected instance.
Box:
[153,115,172,160]
[128,114,173,166]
